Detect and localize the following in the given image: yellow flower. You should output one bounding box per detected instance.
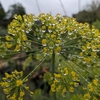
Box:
[56,40,61,44]
[82,46,87,52]
[83,57,91,63]
[48,26,53,30]
[71,71,76,77]
[54,73,61,78]
[51,34,56,38]
[54,79,59,84]
[66,26,72,31]
[42,39,47,45]
[88,83,92,88]
[87,83,94,92]
[86,42,91,48]
[0,70,30,100]
[74,82,79,87]
[43,47,48,53]
[79,52,83,56]
[1,82,9,87]
[89,87,94,92]
[92,45,96,51]
[50,50,53,53]
[3,89,9,94]
[69,86,74,92]
[16,80,23,86]
[84,93,91,100]
[56,46,61,52]
[5,73,11,78]
[70,82,74,85]
[30,92,34,95]
[18,97,23,100]
[93,79,98,86]
[97,44,100,48]
[46,34,50,38]
[51,84,56,92]
[20,91,25,96]
[91,52,97,57]
[6,42,13,48]
[22,34,27,41]
[63,68,68,75]
[56,85,61,91]
[62,88,66,95]
[24,86,29,90]
[42,26,46,30]
[9,94,16,100]
[14,45,20,52]
[6,35,13,41]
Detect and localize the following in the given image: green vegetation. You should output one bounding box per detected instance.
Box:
[0,13,100,100]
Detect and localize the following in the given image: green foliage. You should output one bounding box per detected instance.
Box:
[92,20,100,30]
[0,26,7,36]
[6,3,26,19]
[73,0,100,24]
[0,3,5,19]
[0,9,5,19]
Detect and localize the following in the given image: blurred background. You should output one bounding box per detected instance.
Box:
[0,0,100,33]
[0,0,100,100]
[0,0,94,17]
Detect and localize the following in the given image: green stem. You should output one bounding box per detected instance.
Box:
[23,58,45,82]
[52,51,56,100]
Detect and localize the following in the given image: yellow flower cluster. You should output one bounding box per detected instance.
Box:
[77,25,100,67]
[84,93,98,100]
[1,12,100,100]
[84,93,91,100]
[4,14,80,55]
[37,13,64,54]
[83,78,100,99]
[51,67,80,95]
[2,13,100,67]
[88,79,99,93]
[0,70,33,100]
[6,14,36,52]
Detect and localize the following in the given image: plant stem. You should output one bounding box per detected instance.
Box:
[52,51,56,100]
[23,58,45,82]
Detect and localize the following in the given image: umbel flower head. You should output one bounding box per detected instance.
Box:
[0,70,33,100]
[0,13,100,100]
[50,66,80,95]
[3,13,100,67]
